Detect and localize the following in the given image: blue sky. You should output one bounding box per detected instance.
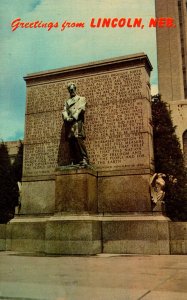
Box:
[0,0,157,141]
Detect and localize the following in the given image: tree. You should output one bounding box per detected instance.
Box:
[151,94,187,220]
[0,142,19,223]
[12,140,23,182]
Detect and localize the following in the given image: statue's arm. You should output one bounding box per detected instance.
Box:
[62,102,73,122]
[72,97,86,120]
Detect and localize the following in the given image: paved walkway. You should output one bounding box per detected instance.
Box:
[0,252,187,300]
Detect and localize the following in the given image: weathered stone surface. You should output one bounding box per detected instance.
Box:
[98,174,151,212]
[45,218,101,254]
[6,218,46,252]
[55,168,97,213]
[169,222,187,254]
[22,53,154,215]
[5,217,101,255]
[3,216,187,255]
[23,53,153,177]
[21,180,55,214]
[0,225,6,251]
[102,219,170,254]
[23,142,59,176]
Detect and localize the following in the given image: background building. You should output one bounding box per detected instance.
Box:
[155,0,187,166]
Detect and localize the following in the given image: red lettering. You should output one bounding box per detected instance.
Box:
[111,18,118,28]
[75,22,84,28]
[61,21,67,31]
[149,18,157,27]
[133,18,142,27]
[149,17,175,28]
[127,19,132,27]
[90,18,96,28]
[102,18,111,27]
[166,17,176,27]
[158,18,166,27]
[38,21,43,28]
[41,23,47,28]
[20,22,26,28]
[97,18,101,27]
[11,18,21,31]
[24,22,30,28]
[34,21,39,28]
[118,18,126,27]
[48,22,53,31]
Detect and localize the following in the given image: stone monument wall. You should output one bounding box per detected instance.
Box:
[22,53,154,214]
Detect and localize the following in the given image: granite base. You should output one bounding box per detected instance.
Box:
[55,168,97,213]
[1,215,186,255]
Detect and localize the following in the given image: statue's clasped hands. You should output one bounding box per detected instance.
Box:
[66,116,74,122]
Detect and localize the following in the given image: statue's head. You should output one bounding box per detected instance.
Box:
[67,83,76,97]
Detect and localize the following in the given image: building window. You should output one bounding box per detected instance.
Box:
[183,130,187,168]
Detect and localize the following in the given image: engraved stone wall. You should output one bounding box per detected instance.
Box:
[23,56,153,177]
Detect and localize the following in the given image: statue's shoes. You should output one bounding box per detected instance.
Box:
[79,158,89,167]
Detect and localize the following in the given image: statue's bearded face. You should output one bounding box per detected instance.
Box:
[68,84,76,97]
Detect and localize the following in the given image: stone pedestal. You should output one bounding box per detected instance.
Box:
[21,177,55,215]
[55,167,97,213]
[102,215,170,254]
[4,216,101,255]
[98,171,151,213]
[45,216,101,255]
[169,222,187,254]
[2,215,187,255]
